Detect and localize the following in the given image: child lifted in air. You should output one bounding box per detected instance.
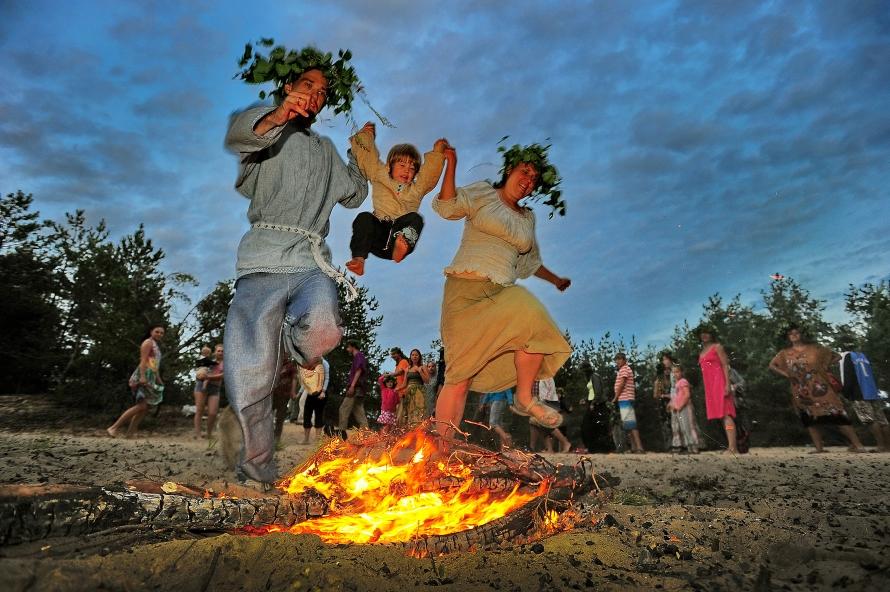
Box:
[345,122,449,276]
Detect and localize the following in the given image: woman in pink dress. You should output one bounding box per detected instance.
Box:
[697,326,737,453]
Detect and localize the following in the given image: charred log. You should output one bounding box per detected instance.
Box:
[0,483,327,546]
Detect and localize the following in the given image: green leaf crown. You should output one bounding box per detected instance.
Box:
[235,38,389,126]
[497,141,565,217]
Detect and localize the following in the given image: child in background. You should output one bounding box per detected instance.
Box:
[670,365,700,454]
[345,122,449,275]
[377,374,399,434]
[194,345,214,387]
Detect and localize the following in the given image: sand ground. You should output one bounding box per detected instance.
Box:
[0,395,888,591]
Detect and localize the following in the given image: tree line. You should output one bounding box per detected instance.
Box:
[0,190,383,408]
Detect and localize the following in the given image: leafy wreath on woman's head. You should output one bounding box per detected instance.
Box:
[235,38,391,127]
[497,141,565,217]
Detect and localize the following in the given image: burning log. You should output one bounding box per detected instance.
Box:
[0,482,327,546]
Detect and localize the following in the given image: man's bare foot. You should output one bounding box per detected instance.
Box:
[392,235,409,263]
[345,257,365,276]
[106,426,119,438]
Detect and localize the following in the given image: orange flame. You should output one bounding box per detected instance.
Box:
[274,429,551,544]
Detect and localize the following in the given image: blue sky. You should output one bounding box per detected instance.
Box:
[2,0,888,364]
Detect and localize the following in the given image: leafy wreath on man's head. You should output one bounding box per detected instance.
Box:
[235,38,390,127]
[497,140,566,217]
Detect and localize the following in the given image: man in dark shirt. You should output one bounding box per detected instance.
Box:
[339,340,369,432]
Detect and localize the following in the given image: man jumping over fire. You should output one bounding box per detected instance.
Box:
[223,42,370,485]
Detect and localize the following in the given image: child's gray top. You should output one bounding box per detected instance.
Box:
[225,105,368,278]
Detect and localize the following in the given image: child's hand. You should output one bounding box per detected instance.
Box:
[554,276,571,292]
[360,121,376,138]
[444,146,457,165]
[434,138,449,153]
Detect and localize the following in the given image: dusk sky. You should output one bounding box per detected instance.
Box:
[2,0,888,367]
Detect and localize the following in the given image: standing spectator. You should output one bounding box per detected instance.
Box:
[377,374,399,435]
[298,358,328,444]
[402,349,430,425]
[435,347,446,398]
[654,352,678,452]
[670,365,700,454]
[424,360,438,418]
[841,351,889,451]
[192,345,214,439]
[292,357,330,427]
[387,347,410,424]
[272,358,298,445]
[223,53,369,484]
[107,324,165,438]
[611,353,644,453]
[339,340,370,432]
[530,378,572,453]
[769,325,865,452]
[580,366,612,453]
[697,326,738,454]
[479,389,514,450]
[202,344,225,445]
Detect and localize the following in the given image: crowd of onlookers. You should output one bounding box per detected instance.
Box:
[109,322,889,456]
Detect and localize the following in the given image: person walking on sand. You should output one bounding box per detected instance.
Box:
[108,324,165,438]
[612,353,644,453]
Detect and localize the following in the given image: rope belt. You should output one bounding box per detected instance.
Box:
[251,222,358,302]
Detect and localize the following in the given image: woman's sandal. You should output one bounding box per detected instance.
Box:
[509,399,563,429]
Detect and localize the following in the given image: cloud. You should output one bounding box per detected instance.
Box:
[1,0,888,354]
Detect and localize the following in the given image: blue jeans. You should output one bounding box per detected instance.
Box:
[224,270,342,483]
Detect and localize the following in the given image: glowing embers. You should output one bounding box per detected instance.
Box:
[275,427,551,544]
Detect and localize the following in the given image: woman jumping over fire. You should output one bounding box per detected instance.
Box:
[432,141,572,437]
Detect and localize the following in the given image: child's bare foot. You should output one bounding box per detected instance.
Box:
[392,235,409,263]
[559,442,571,453]
[106,426,119,438]
[345,257,365,276]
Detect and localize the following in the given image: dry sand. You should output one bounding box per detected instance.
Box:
[0,395,888,591]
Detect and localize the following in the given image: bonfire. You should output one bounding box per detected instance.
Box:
[251,424,597,554]
[2,425,606,555]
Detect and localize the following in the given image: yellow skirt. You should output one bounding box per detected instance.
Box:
[440,277,572,393]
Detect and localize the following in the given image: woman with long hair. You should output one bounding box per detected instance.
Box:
[107,324,165,438]
[402,348,430,425]
[697,325,737,453]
